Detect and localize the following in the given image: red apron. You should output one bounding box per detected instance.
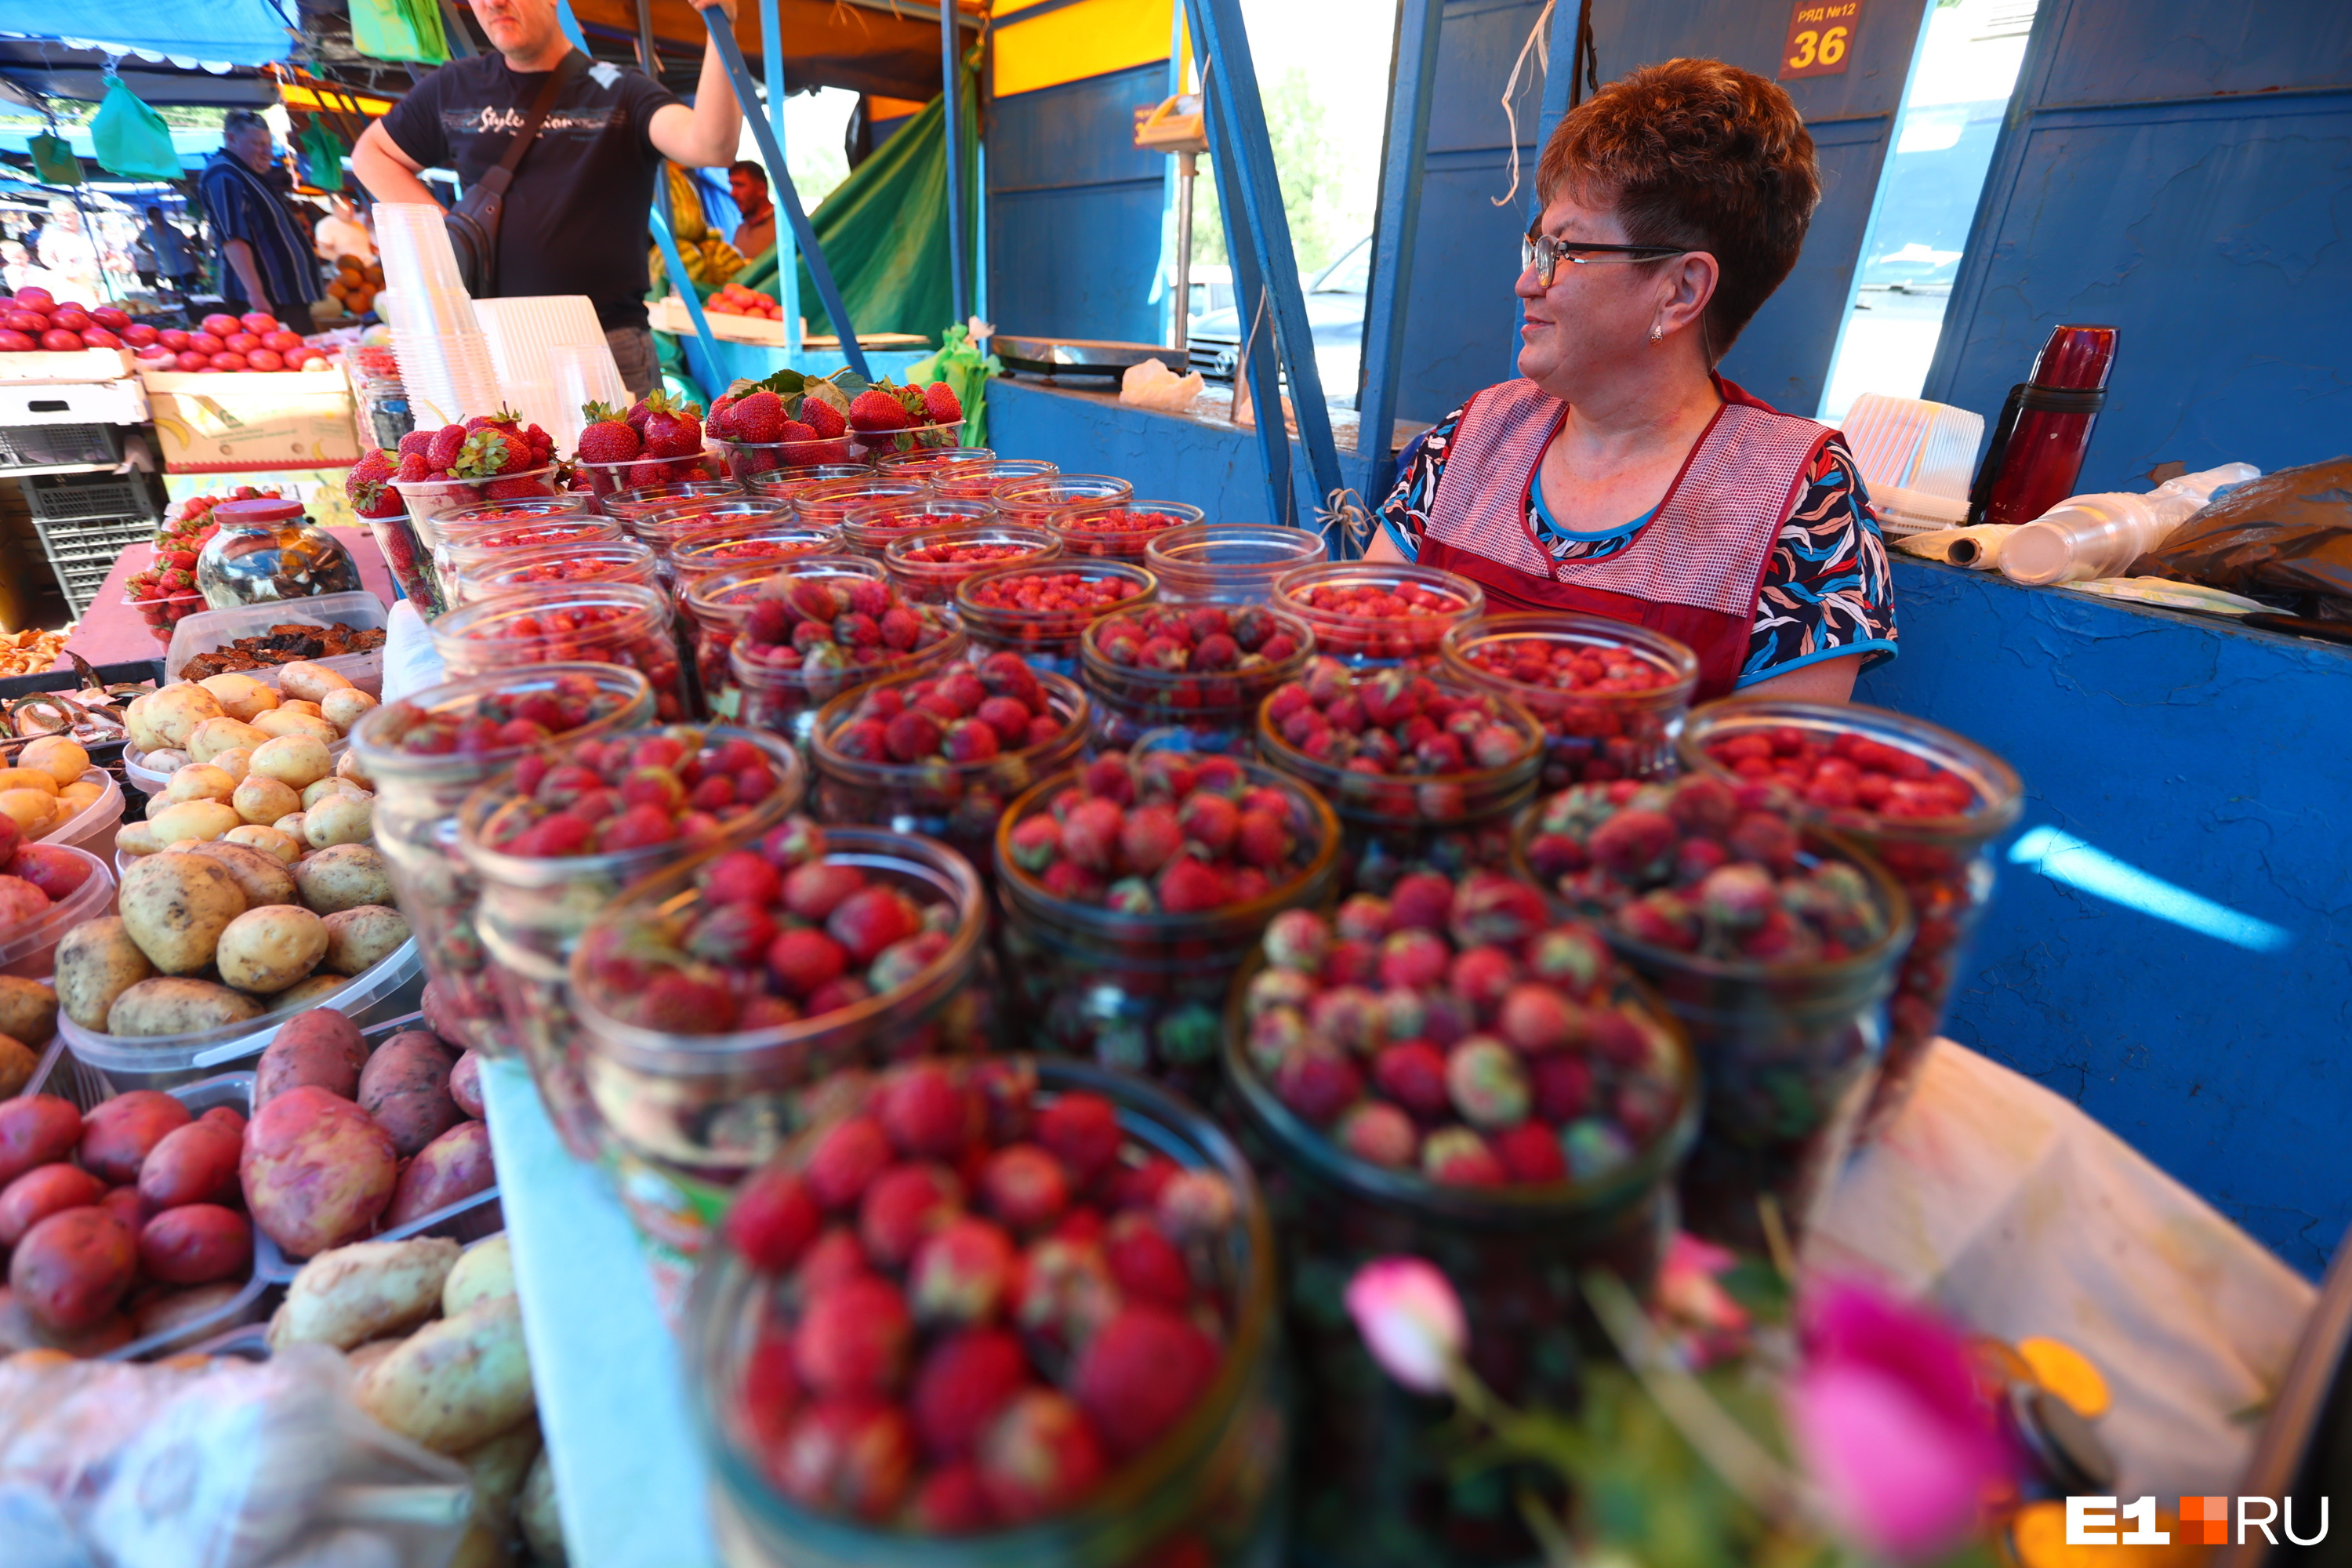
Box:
[1417,375,1831,699]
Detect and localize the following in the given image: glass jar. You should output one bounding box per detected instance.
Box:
[1220,954,1697,1568]
[458,726,806,1159]
[992,473,1134,532]
[686,1056,1287,1568]
[575,448,727,503]
[634,499,796,571]
[431,581,693,724]
[1676,700,2023,1143]
[1440,613,1698,789]
[747,463,869,503]
[684,562,782,718]
[1050,500,1204,561]
[1272,562,1483,667]
[441,495,593,531]
[1080,604,1316,756]
[670,526,844,590]
[842,498,1001,562]
[1253,672,1542,898]
[727,557,967,747]
[434,515,622,601]
[457,539,663,604]
[570,828,993,1254]
[193,496,361,608]
[929,458,1058,505]
[389,464,564,576]
[1145,525,1328,605]
[603,478,744,533]
[843,418,964,466]
[789,476,935,539]
[994,761,1340,1105]
[882,522,1063,612]
[875,443,994,474]
[809,666,1089,871]
[349,664,655,1058]
[708,435,855,481]
[955,560,1158,677]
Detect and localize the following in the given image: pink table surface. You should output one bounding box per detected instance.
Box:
[60,525,396,670]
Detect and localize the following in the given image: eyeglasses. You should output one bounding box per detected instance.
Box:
[1521,228,1690,286]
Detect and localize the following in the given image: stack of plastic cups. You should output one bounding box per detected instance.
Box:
[550,342,630,452]
[375,203,501,426]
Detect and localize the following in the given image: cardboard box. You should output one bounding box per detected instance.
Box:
[0,347,136,384]
[140,367,358,474]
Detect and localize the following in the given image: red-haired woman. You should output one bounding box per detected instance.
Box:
[1369,58,1896,701]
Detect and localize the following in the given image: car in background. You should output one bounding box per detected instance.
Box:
[1185,235,1369,408]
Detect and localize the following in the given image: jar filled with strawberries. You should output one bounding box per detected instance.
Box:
[993,751,1339,1104]
[457,539,664,605]
[432,582,693,724]
[954,560,1156,678]
[882,522,1062,613]
[1441,612,1698,788]
[1218,879,1695,1566]
[572,394,723,500]
[670,526,843,591]
[726,559,966,746]
[1678,700,2021,1145]
[1515,772,1913,1248]
[844,499,1007,564]
[1080,602,1313,757]
[990,474,1133,532]
[684,1056,1287,1568]
[925,458,1058,506]
[1048,500,1203,562]
[789,477,936,545]
[433,514,622,601]
[1272,562,1483,667]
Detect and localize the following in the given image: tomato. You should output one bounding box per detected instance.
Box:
[239,311,278,335]
[201,313,242,338]
[190,332,224,355]
[49,309,90,333]
[14,287,53,310]
[1,311,44,334]
[90,307,130,331]
[123,322,158,346]
[260,330,303,353]
[175,350,210,372]
[245,348,285,372]
[158,328,191,350]
[79,328,121,349]
[0,330,34,352]
[39,328,83,352]
[209,351,249,371]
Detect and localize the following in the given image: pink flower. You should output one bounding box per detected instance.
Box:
[1656,1232,1751,1366]
[1344,1257,1466,1394]
[1785,1278,2015,1563]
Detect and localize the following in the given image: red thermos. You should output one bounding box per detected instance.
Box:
[1967,325,2118,528]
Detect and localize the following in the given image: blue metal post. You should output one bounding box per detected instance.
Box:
[940,5,968,326]
[1352,0,1444,517]
[699,6,870,379]
[759,0,801,354]
[1183,0,1345,526]
[650,202,727,396]
[1200,66,1291,527]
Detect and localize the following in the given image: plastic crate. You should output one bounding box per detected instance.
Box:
[0,423,119,469]
[34,514,158,616]
[24,472,153,523]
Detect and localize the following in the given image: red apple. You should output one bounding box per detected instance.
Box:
[40,328,83,352]
[175,350,210,372]
[158,328,191,350]
[49,309,90,333]
[90,307,129,331]
[80,328,121,349]
[190,332,224,355]
[239,311,278,335]
[201,313,241,338]
[209,351,249,372]
[0,330,34,352]
[123,323,158,346]
[245,348,285,372]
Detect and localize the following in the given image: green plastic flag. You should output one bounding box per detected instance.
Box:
[27,132,81,186]
[91,81,184,183]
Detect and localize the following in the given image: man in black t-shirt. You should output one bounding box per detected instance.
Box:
[351,0,743,394]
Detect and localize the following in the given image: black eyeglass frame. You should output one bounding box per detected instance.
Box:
[1521,227,1691,285]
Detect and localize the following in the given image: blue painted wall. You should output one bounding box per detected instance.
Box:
[1926,0,2352,487]
[985,64,1168,348]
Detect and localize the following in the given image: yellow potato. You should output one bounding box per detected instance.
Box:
[145,684,225,747]
[321,905,406,973]
[197,672,280,722]
[114,822,162,857]
[0,767,57,797]
[107,976,263,1036]
[215,904,329,993]
[270,1236,462,1351]
[166,764,238,805]
[336,750,375,789]
[118,851,248,975]
[188,716,269,764]
[0,789,56,834]
[0,977,56,1048]
[274,811,307,839]
[137,747,191,774]
[277,974,347,1006]
[147,798,242,844]
[223,824,303,865]
[304,793,375,848]
[250,734,332,789]
[187,840,298,906]
[321,689,378,733]
[58,781,101,815]
[292,844,394,913]
[279,660,356,703]
[278,699,325,719]
[209,746,253,784]
[252,710,339,746]
[18,735,89,789]
[234,775,303,825]
[442,1236,514,1317]
[124,691,166,753]
[353,1296,534,1454]
[53,917,155,1030]
[301,776,361,810]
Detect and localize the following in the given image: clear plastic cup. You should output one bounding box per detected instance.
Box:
[681,562,780,718]
[990,472,1132,529]
[387,464,566,615]
[1273,561,1483,666]
[431,581,692,724]
[954,559,1158,677]
[1050,499,1204,561]
[840,417,964,465]
[575,448,726,505]
[1145,523,1328,604]
[880,521,1062,608]
[632,499,797,575]
[1441,612,1699,788]
[706,434,855,481]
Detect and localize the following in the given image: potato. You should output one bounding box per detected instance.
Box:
[114,822,163,858]
[136,1118,241,1208]
[54,917,155,1030]
[360,1033,460,1157]
[280,660,356,704]
[141,749,192,775]
[107,978,264,1037]
[257,1009,369,1104]
[201,1104,245,1138]
[449,1050,484,1119]
[353,1294,533,1454]
[0,1288,131,1356]
[443,1234,514,1317]
[187,840,299,907]
[188,716,268,764]
[132,1280,245,1340]
[216,905,330,994]
[17,735,89,790]
[270,1236,461,1351]
[136,1204,251,1285]
[223,823,304,866]
[0,767,57,797]
[0,1095,81,1188]
[384,1120,494,1227]
[10,1207,136,1331]
[120,851,247,973]
[337,750,376,789]
[302,776,360,809]
[164,764,234,806]
[274,811,307,839]
[209,746,254,785]
[198,671,279,722]
[145,798,241,846]
[519,1447,564,1566]
[0,1163,106,1247]
[0,977,57,1048]
[321,906,409,977]
[146,684,226,747]
[250,733,334,791]
[293,844,394,915]
[234,774,303,825]
[305,793,375,849]
[124,692,166,753]
[58,781,101,817]
[253,710,340,746]
[321,689,379,734]
[79,1090,194,1182]
[240,1085,398,1257]
[278,975,348,1007]
[0,1033,32,1099]
[460,1418,542,1541]
[0,789,56,836]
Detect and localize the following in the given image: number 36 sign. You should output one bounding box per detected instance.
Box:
[1779,0,1862,78]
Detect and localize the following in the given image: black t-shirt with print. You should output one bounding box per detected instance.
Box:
[381,49,681,329]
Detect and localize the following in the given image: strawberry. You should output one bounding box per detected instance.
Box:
[911,1327,1028,1457]
[466,404,524,434]
[977,1391,1105,1525]
[397,428,434,459]
[794,1275,913,1396]
[453,427,530,477]
[847,388,911,434]
[575,401,641,464]
[909,1218,1018,1327]
[426,423,467,470]
[707,391,742,439]
[484,475,552,499]
[343,448,399,515]
[394,451,429,483]
[1073,1306,1220,1456]
[799,397,847,439]
[639,389,703,458]
[731,389,787,444]
[922,380,962,425]
[625,397,653,432]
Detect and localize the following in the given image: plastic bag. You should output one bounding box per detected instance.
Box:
[92,82,183,183]
[905,321,1001,448]
[0,1346,470,1568]
[2130,455,2352,619]
[1119,356,1205,413]
[348,0,449,67]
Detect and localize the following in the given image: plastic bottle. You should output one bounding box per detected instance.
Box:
[1998,462,2260,586]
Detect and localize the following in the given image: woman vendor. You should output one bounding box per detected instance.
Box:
[1370,58,1896,702]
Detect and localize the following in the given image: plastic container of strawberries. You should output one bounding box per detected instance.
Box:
[1272,561,1484,666]
[430,581,692,724]
[706,435,858,482]
[575,448,725,503]
[954,558,1158,677]
[840,418,964,466]
[1439,612,1699,789]
[880,521,1062,611]
[681,561,782,717]
[1079,603,1316,757]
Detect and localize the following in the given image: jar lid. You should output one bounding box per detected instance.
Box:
[212,498,305,524]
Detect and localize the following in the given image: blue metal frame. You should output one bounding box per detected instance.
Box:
[758,0,803,353]
[1352,0,1446,514]
[1200,64,1290,527]
[699,6,871,379]
[940,5,969,326]
[1182,0,1345,531]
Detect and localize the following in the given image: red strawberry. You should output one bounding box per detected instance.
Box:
[979,1144,1070,1231]
[394,451,430,483]
[426,423,467,469]
[1103,1213,1191,1308]
[343,448,397,512]
[640,389,704,458]
[724,1165,822,1271]
[794,1274,914,1396]
[909,1217,1018,1326]
[1036,1093,1120,1184]
[859,1163,964,1266]
[806,1115,894,1209]
[878,1065,978,1159]
[848,388,912,434]
[465,404,524,434]
[799,397,847,439]
[911,1327,1030,1457]
[575,400,641,463]
[977,1391,1105,1525]
[1073,1305,1219,1456]
[707,391,742,440]
[912,1461,995,1533]
[775,1398,916,1521]
[731,389,788,444]
[922,380,962,425]
[397,428,434,459]
[484,475,550,499]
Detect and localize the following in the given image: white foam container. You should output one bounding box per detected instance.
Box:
[165,590,391,698]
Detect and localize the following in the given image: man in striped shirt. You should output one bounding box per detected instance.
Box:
[198,111,322,328]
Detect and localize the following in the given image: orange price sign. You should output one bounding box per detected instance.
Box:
[1779,0,1863,78]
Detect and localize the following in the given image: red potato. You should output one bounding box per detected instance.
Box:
[137,1119,242,1208]
[78,1091,193,1184]
[133,1279,245,1338]
[0,1095,83,1189]
[0,1287,132,1356]
[256,1009,369,1105]
[383,1120,495,1228]
[358,1031,461,1157]
[201,1105,247,1138]
[0,1163,106,1247]
[100,1185,153,1231]
[449,1050,484,1119]
[138,1204,252,1285]
[9,843,92,898]
[241,1086,397,1257]
[10,1207,136,1331]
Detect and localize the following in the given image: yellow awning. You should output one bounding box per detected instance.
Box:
[993,0,1173,98]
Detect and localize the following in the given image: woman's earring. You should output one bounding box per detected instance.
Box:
[1649,321,1664,343]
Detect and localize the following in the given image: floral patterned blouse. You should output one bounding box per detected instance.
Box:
[1377,402,1899,686]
